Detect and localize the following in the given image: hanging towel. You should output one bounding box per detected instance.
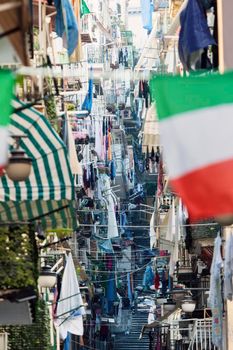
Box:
[208,234,223,348]
[224,233,233,300]
[56,253,85,340]
[54,0,79,56]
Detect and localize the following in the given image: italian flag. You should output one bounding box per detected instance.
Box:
[150,71,233,222]
[0,71,15,176]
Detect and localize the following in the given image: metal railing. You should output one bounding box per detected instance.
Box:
[188,319,216,350]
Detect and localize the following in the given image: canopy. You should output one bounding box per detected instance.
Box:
[0,99,76,229]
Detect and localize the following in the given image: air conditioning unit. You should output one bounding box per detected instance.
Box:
[0,333,8,350]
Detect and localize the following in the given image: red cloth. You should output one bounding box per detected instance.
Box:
[154,272,160,290]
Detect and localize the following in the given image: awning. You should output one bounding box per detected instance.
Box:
[0,99,76,229]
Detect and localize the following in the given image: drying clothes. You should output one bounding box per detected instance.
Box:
[178,0,216,71]
[161,268,168,296]
[154,271,160,290]
[107,131,112,161]
[110,159,116,180]
[139,80,150,108]
[95,119,104,160]
[106,254,113,270]
[224,233,233,300]
[127,273,132,302]
[123,47,128,67]
[119,49,124,64]
[90,164,96,191]
[140,0,153,32]
[143,266,154,288]
[208,234,223,348]
[83,167,90,189]
[54,0,78,56]
[166,200,176,241]
[82,77,93,112]
[150,146,155,162]
[145,145,150,171]
[150,212,157,250]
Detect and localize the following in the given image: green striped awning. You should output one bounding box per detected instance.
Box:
[0,99,76,229]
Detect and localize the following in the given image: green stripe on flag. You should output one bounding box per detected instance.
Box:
[81,0,90,17]
[150,71,233,120]
[0,70,15,126]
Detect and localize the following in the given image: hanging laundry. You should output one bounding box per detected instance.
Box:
[83,167,90,189]
[208,234,223,348]
[154,271,160,290]
[124,47,129,67]
[150,146,155,162]
[224,233,233,301]
[156,156,164,197]
[107,131,112,161]
[127,273,132,302]
[143,266,154,289]
[150,212,157,250]
[166,200,176,241]
[82,75,93,112]
[139,80,150,108]
[140,0,153,32]
[95,119,104,160]
[119,48,124,65]
[110,159,116,180]
[145,146,150,171]
[56,254,85,340]
[54,0,79,56]
[178,0,215,71]
[98,239,114,254]
[106,254,113,270]
[161,267,168,296]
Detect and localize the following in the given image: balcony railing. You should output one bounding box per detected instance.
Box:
[188,318,217,350]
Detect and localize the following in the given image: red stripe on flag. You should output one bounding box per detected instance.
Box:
[171,158,233,222]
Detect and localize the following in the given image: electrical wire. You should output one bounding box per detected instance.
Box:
[88,260,152,284]
[77,222,219,229]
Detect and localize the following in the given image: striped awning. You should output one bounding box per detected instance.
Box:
[0,99,76,229]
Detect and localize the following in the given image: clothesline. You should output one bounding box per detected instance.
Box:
[77,222,219,229]
[16,66,153,81]
[89,259,152,284]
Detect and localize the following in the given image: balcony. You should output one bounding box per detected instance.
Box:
[81,15,95,43]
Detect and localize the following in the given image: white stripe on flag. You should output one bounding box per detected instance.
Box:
[160,104,233,178]
[0,127,8,167]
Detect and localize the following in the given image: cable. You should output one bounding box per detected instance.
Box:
[88,260,152,283]
[77,222,219,229]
